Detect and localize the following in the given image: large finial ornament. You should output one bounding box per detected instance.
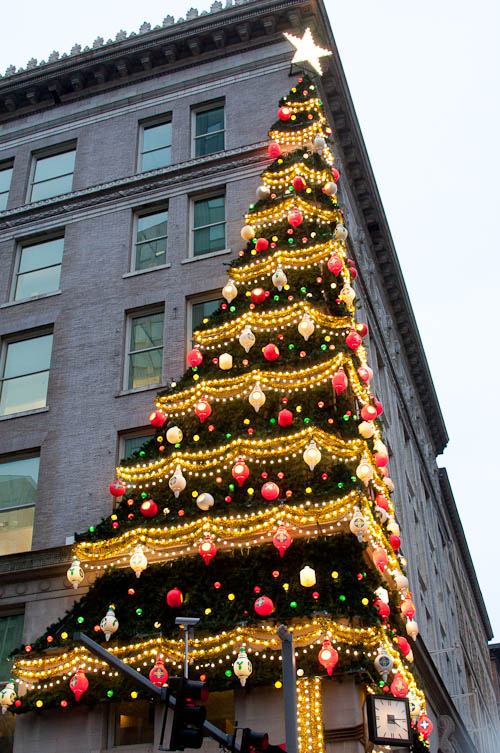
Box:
[283,27,332,75]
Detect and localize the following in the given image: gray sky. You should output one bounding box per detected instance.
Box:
[1,1,499,640]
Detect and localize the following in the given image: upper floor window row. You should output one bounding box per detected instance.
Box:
[2,102,225,208]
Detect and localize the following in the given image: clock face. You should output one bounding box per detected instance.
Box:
[367,695,412,746]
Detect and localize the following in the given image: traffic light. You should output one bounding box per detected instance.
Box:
[169,678,209,750]
[240,728,269,752]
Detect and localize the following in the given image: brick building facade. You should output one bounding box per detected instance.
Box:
[0,0,498,751]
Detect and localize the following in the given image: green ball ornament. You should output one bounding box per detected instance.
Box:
[226,433,232,439]
[89,526,95,533]
[107,690,114,697]
[175,443,181,448]
[288,239,294,245]
[270,418,276,424]
[136,608,143,616]
[141,492,147,499]
[274,295,279,301]
[229,484,235,492]
[139,451,146,457]
[321,344,327,350]
[303,418,310,424]
[288,344,295,350]
[350,476,356,482]
[77,616,84,624]
[290,601,297,609]
[300,286,307,293]
[230,306,236,312]
[225,670,232,677]
[339,595,346,602]
[337,482,344,489]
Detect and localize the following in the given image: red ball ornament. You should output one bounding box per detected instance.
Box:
[332,167,340,182]
[195,397,212,422]
[389,534,401,552]
[262,343,280,361]
[273,523,292,557]
[373,547,388,573]
[390,672,408,698]
[287,208,303,228]
[318,638,338,676]
[187,347,203,367]
[357,366,370,383]
[349,267,357,279]
[149,656,169,687]
[199,534,217,565]
[109,480,126,497]
[374,597,390,621]
[14,700,22,707]
[272,570,280,578]
[261,481,280,500]
[149,410,166,427]
[360,404,378,422]
[278,409,293,427]
[346,329,362,351]
[254,595,274,616]
[374,452,389,468]
[395,636,411,657]
[401,596,416,619]
[375,494,389,511]
[292,176,306,191]
[232,459,250,486]
[268,142,281,158]
[278,106,292,120]
[69,667,89,702]
[417,714,433,740]
[357,322,368,337]
[166,587,183,608]
[255,237,269,252]
[327,254,343,276]
[251,287,267,304]
[374,399,383,416]
[332,368,348,396]
[140,499,158,518]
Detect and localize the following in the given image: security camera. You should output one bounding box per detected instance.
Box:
[175,616,201,627]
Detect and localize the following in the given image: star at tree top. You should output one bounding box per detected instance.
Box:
[283,27,332,76]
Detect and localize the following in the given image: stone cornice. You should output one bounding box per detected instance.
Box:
[0,143,266,235]
[438,467,492,640]
[0,0,310,120]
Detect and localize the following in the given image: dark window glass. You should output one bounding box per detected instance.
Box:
[135,210,168,270]
[141,122,172,171]
[191,299,222,340]
[30,150,75,202]
[15,237,64,300]
[193,196,225,257]
[194,107,224,157]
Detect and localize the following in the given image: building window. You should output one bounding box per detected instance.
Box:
[0,163,13,212]
[126,310,164,390]
[193,104,225,158]
[192,195,225,257]
[13,236,64,301]
[29,147,76,202]
[120,432,154,462]
[0,333,53,416]
[0,455,39,555]
[114,700,154,746]
[140,120,172,172]
[189,296,222,345]
[133,208,168,271]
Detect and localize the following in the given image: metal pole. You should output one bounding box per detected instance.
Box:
[276,625,299,753]
[183,628,189,679]
[73,632,239,751]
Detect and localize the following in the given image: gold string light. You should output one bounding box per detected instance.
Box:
[245,195,340,230]
[297,677,325,753]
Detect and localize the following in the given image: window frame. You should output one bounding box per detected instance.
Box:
[0,329,53,417]
[138,115,172,173]
[191,101,225,159]
[0,611,24,680]
[124,306,165,392]
[0,160,14,212]
[0,451,40,556]
[28,142,76,203]
[118,428,155,464]
[187,291,223,351]
[131,205,169,273]
[190,190,227,259]
[11,232,64,302]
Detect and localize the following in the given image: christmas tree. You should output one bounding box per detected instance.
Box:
[8,63,433,750]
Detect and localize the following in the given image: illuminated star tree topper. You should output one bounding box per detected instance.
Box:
[283,27,333,76]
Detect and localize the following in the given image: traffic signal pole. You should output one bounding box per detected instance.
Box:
[276,625,299,753]
[73,632,241,751]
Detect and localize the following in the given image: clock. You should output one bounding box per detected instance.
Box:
[366,694,412,746]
